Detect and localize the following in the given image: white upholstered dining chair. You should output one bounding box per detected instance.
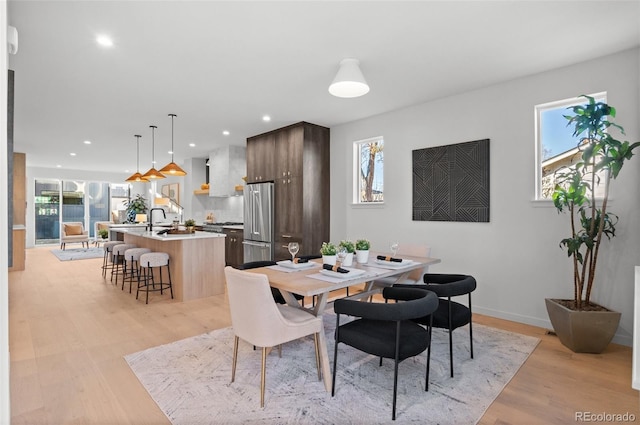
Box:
[224,266,324,408]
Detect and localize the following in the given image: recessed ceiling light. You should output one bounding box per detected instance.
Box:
[56,165,61,168]
[83,140,91,145]
[189,143,196,147]
[70,152,76,156]
[223,130,230,136]
[262,115,271,122]
[96,35,113,47]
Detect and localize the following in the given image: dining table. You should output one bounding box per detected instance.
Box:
[245,252,442,392]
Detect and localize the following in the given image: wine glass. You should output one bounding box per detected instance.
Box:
[287,242,299,261]
[337,246,348,266]
[390,241,399,257]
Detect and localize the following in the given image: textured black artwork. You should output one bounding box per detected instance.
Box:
[412,139,490,222]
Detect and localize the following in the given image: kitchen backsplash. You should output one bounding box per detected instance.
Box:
[193,195,243,223]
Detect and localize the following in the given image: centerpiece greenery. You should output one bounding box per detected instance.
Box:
[98,229,109,239]
[547,95,639,352]
[338,240,355,253]
[355,239,370,251]
[320,242,337,256]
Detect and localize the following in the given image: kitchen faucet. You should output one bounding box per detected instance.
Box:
[149,208,166,233]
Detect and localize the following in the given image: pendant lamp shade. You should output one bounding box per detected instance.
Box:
[160,113,187,176]
[328,58,370,98]
[125,135,149,182]
[142,125,166,180]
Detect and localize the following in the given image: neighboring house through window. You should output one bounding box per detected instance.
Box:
[353,137,384,203]
[534,92,607,200]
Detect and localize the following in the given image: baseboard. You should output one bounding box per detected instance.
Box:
[474,306,632,347]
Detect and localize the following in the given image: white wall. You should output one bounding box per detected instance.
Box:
[1,1,10,422]
[330,48,640,345]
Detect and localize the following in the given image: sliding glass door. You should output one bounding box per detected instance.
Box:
[34,179,60,245]
[34,179,113,245]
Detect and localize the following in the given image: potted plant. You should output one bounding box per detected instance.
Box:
[124,194,148,224]
[98,229,109,240]
[320,242,337,265]
[547,95,640,353]
[355,239,371,264]
[185,218,196,233]
[338,240,356,266]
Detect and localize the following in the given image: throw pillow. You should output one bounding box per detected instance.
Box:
[64,224,83,235]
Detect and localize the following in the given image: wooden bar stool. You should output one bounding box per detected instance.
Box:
[111,243,137,286]
[137,252,173,304]
[102,241,123,279]
[122,248,151,293]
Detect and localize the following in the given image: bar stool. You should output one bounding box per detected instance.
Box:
[111,243,137,286]
[137,252,173,304]
[102,241,123,278]
[122,248,151,293]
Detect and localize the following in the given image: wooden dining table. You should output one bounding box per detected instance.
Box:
[246,252,441,392]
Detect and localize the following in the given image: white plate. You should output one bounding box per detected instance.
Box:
[276,260,315,269]
[319,267,366,279]
[375,258,410,267]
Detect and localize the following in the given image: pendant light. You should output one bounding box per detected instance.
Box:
[328,58,370,98]
[125,134,149,182]
[159,113,187,176]
[142,125,166,180]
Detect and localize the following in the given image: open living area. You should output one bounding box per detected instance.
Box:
[2,1,640,424]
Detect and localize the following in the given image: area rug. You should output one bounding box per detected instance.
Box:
[50,246,103,261]
[125,311,539,424]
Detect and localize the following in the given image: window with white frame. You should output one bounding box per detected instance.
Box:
[534,92,607,200]
[353,137,384,203]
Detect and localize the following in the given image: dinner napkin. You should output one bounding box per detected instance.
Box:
[323,264,349,273]
[376,255,402,262]
[292,258,309,264]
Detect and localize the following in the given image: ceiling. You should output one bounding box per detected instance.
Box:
[8,1,640,175]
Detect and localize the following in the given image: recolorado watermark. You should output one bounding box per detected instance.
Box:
[575,411,636,422]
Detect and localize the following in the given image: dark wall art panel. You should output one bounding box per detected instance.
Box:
[412,139,490,222]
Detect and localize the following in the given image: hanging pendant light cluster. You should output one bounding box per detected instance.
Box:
[141,125,166,180]
[159,113,187,176]
[125,114,187,183]
[125,134,149,182]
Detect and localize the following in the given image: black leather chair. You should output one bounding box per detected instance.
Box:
[395,273,476,377]
[332,287,438,421]
[237,261,305,305]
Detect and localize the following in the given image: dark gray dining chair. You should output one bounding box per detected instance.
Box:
[332,286,439,421]
[395,273,477,377]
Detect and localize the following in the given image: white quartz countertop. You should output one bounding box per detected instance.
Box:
[113,228,226,241]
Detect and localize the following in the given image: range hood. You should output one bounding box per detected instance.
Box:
[208,145,246,197]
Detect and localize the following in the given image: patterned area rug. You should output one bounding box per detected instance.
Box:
[50,247,103,261]
[126,313,539,424]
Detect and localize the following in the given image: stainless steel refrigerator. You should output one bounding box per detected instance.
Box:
[243,182,274,263]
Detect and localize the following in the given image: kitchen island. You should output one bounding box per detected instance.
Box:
[114,229,226,301]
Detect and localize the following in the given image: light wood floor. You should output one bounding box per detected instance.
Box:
[9,247,639,424]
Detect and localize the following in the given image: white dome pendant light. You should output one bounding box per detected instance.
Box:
[328,58,370,98]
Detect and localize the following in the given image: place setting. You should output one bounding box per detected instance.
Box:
[267,242,319,273]
[360,241,417,270]
[308,246,374,284]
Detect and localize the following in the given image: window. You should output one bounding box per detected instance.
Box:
[534,92,607,200]
[353,137,384,203]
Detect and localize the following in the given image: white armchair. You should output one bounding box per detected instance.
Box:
[60,222,89,250]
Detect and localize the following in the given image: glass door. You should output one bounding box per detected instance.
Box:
[34,179,61,245]
[87,182,110,238]
[61,180,85,224]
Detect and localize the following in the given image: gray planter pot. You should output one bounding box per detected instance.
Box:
[545,298,621,354]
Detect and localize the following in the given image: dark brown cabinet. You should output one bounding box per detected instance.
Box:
[247,122,330,261]
[224,228,244,268]
[246,133,275,183]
